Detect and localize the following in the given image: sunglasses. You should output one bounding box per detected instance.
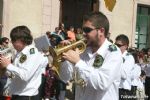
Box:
[5,42,9,44]
[115,43,125,47]
[82,27,97,33]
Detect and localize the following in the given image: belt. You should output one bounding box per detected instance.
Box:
[119,88,130,92]
[12,95,38,100]
[146,76,150,78]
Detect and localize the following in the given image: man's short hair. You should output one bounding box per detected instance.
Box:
[83,12,109,37]
[10,25,33,45]
[115,34,129,46]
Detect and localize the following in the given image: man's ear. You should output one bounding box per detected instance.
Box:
[97,28,105,37]
[99,28,105,33]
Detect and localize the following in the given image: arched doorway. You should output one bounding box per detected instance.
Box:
[0,0,3,36]
[60,0,99,29]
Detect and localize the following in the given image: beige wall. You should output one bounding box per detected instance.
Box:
[2,0,150,45]
[2,0,43,38]
[99,0,150,47]
[42,0,60,33]
[0,0,3,25]
[100,0,135,47]
[2,0,60,38]
[0,0,3,35]
[136,0,150,5]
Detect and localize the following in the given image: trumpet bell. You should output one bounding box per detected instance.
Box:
[49,40,86,74]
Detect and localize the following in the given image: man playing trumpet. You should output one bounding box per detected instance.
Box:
[59,12,123,100]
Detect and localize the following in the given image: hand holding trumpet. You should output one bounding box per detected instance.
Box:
[0,55,11,68]
[62,48,80,64]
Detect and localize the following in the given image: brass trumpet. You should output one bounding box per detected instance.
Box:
[0,48,12,77]
[49,39,86,74]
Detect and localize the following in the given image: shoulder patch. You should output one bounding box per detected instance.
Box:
[108,45,117,52]
[30,48,35,54]
[93,54,104,68]
[19,54,27,63]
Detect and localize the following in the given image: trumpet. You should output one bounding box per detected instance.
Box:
[0,48,12,59]
[0,48,12,77]
[49,39,86,74]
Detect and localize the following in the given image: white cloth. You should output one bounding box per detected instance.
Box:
[6,45,48,96]
[60,39,122,100]
[144,63,150,77]
[119,51,135,90]
[131,64,141,86]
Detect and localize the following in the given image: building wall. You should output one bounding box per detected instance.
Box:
[42,0,60,33]
[99,0,150,47]
[3,0,43,38]
[0,0,3,25]
[2,0,60,38]
[1,0,150,46]
[0,0,3,35]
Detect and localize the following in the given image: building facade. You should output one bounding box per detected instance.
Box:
[100,0,150,49]
[0,0,150,49]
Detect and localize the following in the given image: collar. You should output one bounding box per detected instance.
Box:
[97,39,111,58]
[122,50,128,57]
[86,39,111,59]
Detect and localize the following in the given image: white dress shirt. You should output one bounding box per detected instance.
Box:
[6,45,48,96]
[119,51,135,90]
[131,64,141,86]
[60,39,122,100]
[144,63,150,77]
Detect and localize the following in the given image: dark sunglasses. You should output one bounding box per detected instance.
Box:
[5,42,9,44]
[115,43,125,47]
[82,27,97,33]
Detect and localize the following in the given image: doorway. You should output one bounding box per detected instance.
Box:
[60,0,99,29]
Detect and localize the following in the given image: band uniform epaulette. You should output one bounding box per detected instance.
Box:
[30,48,35,54]
[108,45,117,52]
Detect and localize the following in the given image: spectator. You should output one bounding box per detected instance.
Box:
[0,37,9,49]
[67,26,76,41]
[75,28,84,41]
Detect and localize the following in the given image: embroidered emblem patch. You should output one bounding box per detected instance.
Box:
[19,54,27,63]
[109,45,117,52]
[93,54,104,68]
[30,48,35,54]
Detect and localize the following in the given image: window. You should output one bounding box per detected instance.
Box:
[135,4,150,50]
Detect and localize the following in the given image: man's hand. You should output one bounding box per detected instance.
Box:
[0,56,11,68]
[62,48,80,64]
[60,40,71,46]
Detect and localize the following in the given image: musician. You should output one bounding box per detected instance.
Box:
[59,12,122,100]
[115,34,135,100]
[0,26,48,100]
[144,48,150,100]
[0,37,10,49]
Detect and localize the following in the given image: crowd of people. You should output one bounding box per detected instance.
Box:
[0,11,150,100]
[0,36,11,100]
[46,25,84,48]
